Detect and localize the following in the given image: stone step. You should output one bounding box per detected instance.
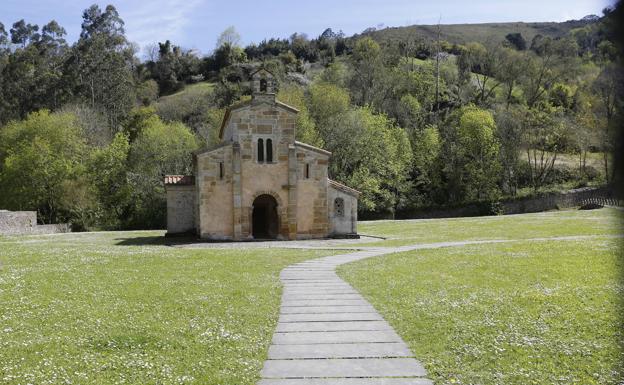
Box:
[268,342,413,359]
[275,320,392,332]
[272,330,402,344]
[261,358,427,378]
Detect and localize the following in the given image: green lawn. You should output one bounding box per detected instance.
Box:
[356,208,622,247]
[0,231,331,385]
[1,209,621,384]
[339,236,623,384]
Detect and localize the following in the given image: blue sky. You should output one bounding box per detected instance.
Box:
[0,0,615,56]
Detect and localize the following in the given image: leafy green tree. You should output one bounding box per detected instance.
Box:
[277,84,322,146]
[504,33,527,50]
[308,82,350,134]
[522,107,567,190]
[457,42,503,106]
[127,116,199,228]
[67,4,136,130]
[409,125,441,205]
[323,107,412,215]
[88,132,132,229]
[442,106,501,202]
[10,19,39,48]
[0,110,88,224]
[349,37,386,106]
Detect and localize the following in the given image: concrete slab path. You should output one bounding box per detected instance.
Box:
[258,248,435,385]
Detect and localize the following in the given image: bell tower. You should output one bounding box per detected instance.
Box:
[251,68,276,98]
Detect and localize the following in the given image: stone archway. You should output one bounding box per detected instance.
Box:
[252,194,279,239]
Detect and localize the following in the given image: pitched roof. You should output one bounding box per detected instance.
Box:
[164,175,195,186]
[328,179,361,197]
[295,141,331,156]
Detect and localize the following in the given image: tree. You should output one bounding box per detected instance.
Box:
[505,33,527,50]
[498,47,524,108]
[277,84,322,147]
[522,107,566,190]
[308,82,350,134]
[216,26,241,48]
[457,42,503,106]
[522,36,579,108]
[0,110,88,224]
[349,37,383,106]
[127,116,199,228]
[592,63,623,181]
[10,19,39,48]
[88,132,132,229]
[322,107,412,215]
[68,4,136,130]
[441,106,501,202]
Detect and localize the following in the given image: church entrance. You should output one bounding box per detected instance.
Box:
[252,194,279,239]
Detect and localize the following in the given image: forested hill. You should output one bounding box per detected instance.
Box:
[360,17,599,46]
[0,4,622,230]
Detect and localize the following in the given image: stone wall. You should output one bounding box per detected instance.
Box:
[295,143,329,239]
[328,187,358,236]
[394,186,620,220]
[0,210,71,235]
[165,186,196,235]
[196,144,234,239]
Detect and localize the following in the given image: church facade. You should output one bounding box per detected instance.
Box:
[164,69,359,240]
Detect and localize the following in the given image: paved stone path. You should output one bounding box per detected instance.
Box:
[258,234,623,384]
[258,248,435,385]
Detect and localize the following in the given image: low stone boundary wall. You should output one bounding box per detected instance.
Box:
[0,210,71,235]
[502,186,619,214]
[390,186,620,220]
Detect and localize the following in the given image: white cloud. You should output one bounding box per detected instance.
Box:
[120,0,203,50]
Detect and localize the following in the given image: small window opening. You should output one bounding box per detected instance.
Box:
[305,163,310,179]
[266,139,273,162]
[335,198,345,217]
[219,162,224,179]
[260,78,268,92]
[258,138,264,162]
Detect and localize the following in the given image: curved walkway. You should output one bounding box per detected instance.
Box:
[258,235,622,385]
[258,247,437,385]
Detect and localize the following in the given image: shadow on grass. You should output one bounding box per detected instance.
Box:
[114,236,198,246]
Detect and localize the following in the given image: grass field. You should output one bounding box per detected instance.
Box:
[340,209,623,384]
[0,231,332,385]
[356,208,621,247]
[1,208,621,384]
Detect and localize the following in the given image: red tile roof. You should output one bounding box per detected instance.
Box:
[164,175,195,186]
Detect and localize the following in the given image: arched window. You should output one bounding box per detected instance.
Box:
[334,198,345,217]
[257,138,264,162]
[260,78,268,92]
[266,139,273,162]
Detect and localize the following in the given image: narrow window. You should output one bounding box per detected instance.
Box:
[219,162,224,179]
[335,198,345,217]
[260,78,268,92]
[257,138,264,162]
[266,139,273,162]
[305,163,310,179]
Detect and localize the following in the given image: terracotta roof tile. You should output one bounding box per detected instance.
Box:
[164,175,195,186]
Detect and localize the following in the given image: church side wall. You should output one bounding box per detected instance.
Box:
[165,186,195,234]
[197,145,234,239]
[328,187,358,236]
[295,148,329,239]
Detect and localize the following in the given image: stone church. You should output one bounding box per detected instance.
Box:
[164,69,359,240]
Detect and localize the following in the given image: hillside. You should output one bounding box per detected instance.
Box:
[360,18,598,45]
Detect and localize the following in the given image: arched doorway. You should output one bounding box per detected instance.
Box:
[252,194,279,239]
